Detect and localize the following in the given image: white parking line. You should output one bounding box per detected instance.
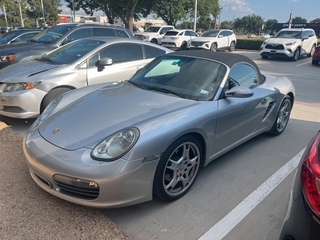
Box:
[198,148,305,240]
[296,61,311,67]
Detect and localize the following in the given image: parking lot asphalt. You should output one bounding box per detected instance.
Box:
[0,122,131,240]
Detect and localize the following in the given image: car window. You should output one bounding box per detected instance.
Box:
[100,43,143,63]
[115,29,130,38]
[165,31,178,36]
[94,28,116,37]
[143,45,166,59]
[35,25,74,43]
[15,32,39,42]
[161,27,174,34]
[228,64,259,89]
[178,32,184,36]
[43,39,104,64]
[63,28,94,45]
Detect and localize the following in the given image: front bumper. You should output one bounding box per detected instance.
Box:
[190,43,210,51]
[23,127,159,208]
[260,45,296,59]
[0,88,46,119]
[162,42,180,50]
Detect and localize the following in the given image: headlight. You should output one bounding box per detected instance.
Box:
[0,53,16,62]
[285,41,296,46]
[31,94,62,128]
[91,128,140,161]
[3,81,41,92]
[262,40,268,45]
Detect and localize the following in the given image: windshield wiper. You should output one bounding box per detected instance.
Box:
[126,80,147,89]
[146,86,187,99]
[39,57,60,65]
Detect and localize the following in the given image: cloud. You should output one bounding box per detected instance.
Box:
[219,0,253,13]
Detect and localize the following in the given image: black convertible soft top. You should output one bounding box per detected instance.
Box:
[167,50,264,82]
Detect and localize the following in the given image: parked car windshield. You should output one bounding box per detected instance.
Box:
[40,39,104,65]
[0,31,22,44]
[145,26,161,32]
[274,30,301,39]
[129,55,226,101]
[201,30,220,37]
[30,25,74,43]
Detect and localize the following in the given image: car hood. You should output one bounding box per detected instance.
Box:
[38,82,198,150]
[192,37,217,42]
[0,59,59,83]
[265,38,299,44]
[0,42,47,53]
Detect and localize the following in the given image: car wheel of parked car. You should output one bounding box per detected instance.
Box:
[40,87,72,113]
[210,43,217,52]
[308,45,316,57]
[153,136,202,201]
[292,48,300,61]
[151,38,158,44]
[268,96,292,136]
[261,55,268,59]
[229,42,236,52]
[312,59,319,65]
[180,41,188,51]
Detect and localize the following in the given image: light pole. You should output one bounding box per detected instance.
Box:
[193,0,197,32]
[40,0,47,27]
[17,0,24,27]
[2,5,8,28]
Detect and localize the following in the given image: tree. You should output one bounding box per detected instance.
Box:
[310,18,320,23]
[233,14,264,34]
[264,19,278,33]
[26,0,61,27]
[220,20,233,30]
[292,16,307,24]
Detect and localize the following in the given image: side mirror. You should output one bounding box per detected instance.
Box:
[225,86,254,98]
[96,57,113,72]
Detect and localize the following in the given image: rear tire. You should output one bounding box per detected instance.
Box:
[40,87,71,113]
[312,59,319,65]
[261,55,268,59]
[150,38,158,44]
[308,45,316,57]
[229,42,235,52]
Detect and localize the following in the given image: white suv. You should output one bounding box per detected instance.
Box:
[260,28,317,61]
[135,25,175,45]
[190,29,237,51]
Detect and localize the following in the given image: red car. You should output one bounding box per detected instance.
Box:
[312,45,320,65]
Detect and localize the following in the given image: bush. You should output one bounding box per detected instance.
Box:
[236,38,265,50]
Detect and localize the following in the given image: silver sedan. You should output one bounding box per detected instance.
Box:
[0,37,172,119]
[23,51,295,208]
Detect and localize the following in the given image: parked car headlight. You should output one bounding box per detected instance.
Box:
[0,53,16,62]
[3,81,41,92]
[262,40,268,45]
[91,128,140,161]
[285,41,296,46]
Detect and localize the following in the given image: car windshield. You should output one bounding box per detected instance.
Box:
[40,39,104,65]
[201,30,220,37]
[0,31,21,44]
[32,25,74,43]
[129,55,226,101]
[274,30,301,39]
[145,26,161,32]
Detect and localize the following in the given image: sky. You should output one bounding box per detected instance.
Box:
[60,0,320,23]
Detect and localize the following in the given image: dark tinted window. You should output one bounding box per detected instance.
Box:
[115,29,130,38]
[62,28,94,45]
[100,43,143,63]
[95,28,116,37]
[165,31,179,36]
[228,64,259,89]
[144,45,166,59]
[14,32,39,42]
[36,25,74,43]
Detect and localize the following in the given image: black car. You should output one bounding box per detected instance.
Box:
[0,29,41,45]
[0,23,134,69]
[279,130,320,240]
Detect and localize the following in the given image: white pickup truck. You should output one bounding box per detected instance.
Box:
[135,25,175,44]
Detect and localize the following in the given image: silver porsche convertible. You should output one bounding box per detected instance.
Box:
[23,51,295,208]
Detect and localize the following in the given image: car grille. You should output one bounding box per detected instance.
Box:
[191,41,204,47]
[265,44,284,50]
[162,42,175,46]
[54,175,99,200]
[135,35,143,40]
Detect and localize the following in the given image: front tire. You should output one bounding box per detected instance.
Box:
[210,43,217,52]
[261,55,268,59]
[312,59,319,65]
[153,136,202,201]
[268,96,292,136]
[150,38,158,44]
[292,48,300,61]
[180,41,188,50]
[40,87,71,113]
